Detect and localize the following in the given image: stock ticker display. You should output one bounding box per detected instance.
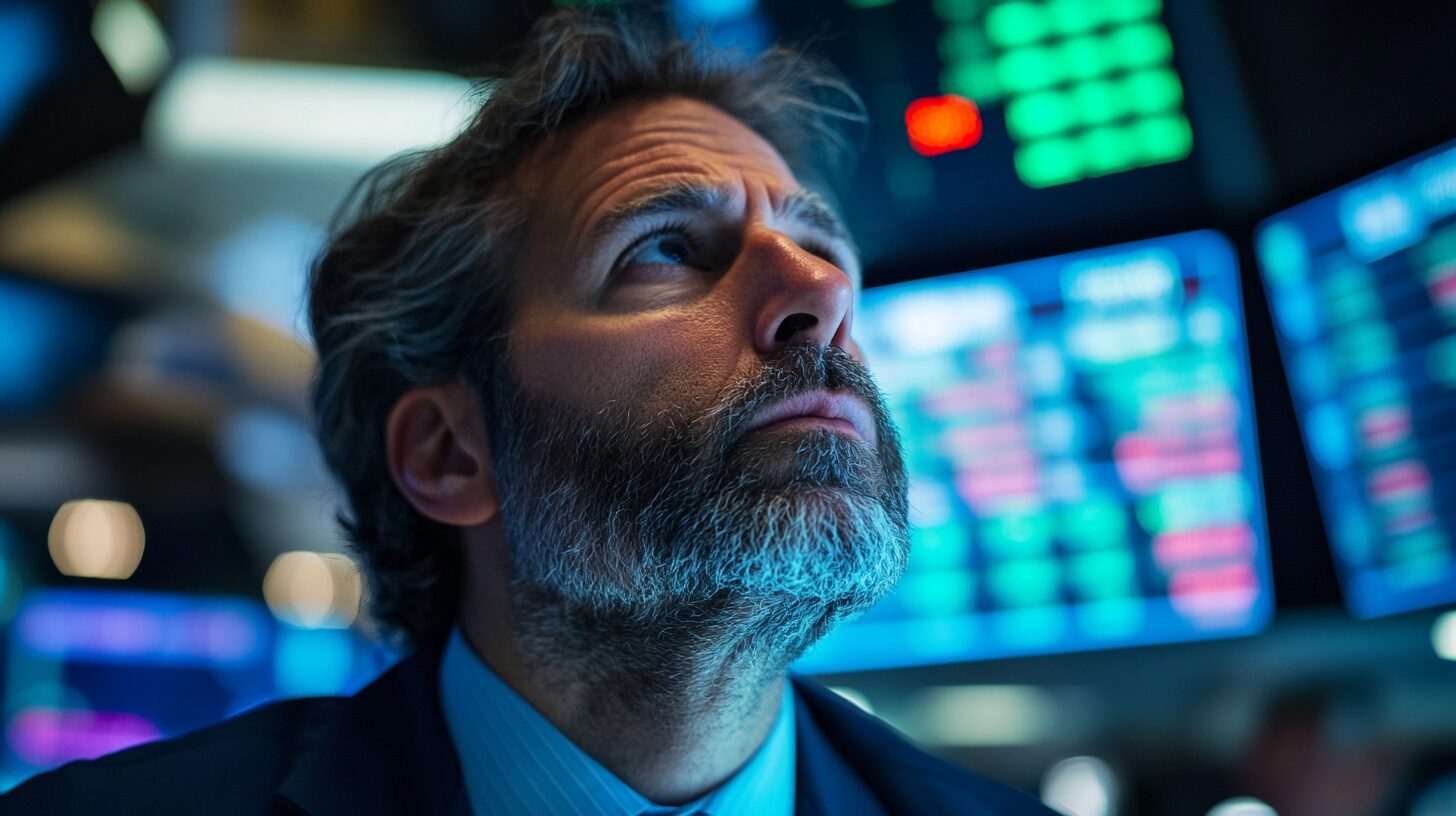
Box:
[797,230,1272,672]
[1256,139,1456,618]
[0,589,391,788]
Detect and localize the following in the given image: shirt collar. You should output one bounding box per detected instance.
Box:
[439,627,795,816]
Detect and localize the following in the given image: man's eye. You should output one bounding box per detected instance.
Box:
[623,232,700,270]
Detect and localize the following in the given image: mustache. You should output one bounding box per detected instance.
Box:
[704,344,891,454]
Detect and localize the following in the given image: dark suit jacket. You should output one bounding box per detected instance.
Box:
[0,642,1056,815]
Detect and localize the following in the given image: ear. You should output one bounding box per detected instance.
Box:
[385,381,499,527]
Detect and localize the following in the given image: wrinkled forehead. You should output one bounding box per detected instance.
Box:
[518,96,811,246]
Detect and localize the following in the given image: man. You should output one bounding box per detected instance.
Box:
[2,11,1055,816]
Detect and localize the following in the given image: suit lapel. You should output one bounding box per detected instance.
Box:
[792,682,889,816]
[275,640,464,816]
[791,676,1056,816]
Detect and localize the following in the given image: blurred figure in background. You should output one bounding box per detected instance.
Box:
[1236,685,1397,816]
[2,10,1054,815]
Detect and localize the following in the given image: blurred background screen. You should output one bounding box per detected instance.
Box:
[1255,138,1456,620]
[0,586,390,786]
[1,0,1455,814]
[800,231,1272,672]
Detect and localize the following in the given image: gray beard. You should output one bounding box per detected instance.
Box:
[481,344,910,707]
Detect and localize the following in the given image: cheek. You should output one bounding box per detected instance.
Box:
[512,310,745,416]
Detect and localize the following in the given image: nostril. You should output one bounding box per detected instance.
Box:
[774,313,819,343]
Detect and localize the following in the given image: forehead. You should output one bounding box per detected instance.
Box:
[521,96,805,246]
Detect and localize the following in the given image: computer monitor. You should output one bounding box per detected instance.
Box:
[797,230,1273,673]
[1255,138,1456,618]
[1,589,390,789]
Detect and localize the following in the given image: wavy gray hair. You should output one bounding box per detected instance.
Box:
[307,9,865,648]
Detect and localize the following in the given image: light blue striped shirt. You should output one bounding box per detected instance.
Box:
[438,628,796,816]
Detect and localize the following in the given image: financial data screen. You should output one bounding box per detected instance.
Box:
[1256,139,1456,618]
[1,589,391,789]
[797,230,1272,673]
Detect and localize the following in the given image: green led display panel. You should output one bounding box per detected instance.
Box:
[936,0,1006,103]
[937,0,1192,188]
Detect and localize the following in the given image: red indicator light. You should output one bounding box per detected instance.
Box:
[905,95,983,157]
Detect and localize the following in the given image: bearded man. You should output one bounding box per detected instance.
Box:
[2,11,1054,816]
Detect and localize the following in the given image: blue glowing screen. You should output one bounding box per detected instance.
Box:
[0,3,57,141]
[797,230,1273,673]
[1,590,393,790]
[1256,138,1456,618]
[0,275,109,414]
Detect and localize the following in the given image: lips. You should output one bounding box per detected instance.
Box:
[744,390,876,445]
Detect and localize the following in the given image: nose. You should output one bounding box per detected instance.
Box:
[745,230,856,356]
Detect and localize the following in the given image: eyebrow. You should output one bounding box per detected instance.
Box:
[780,188,852,246]
[586,182,854,250]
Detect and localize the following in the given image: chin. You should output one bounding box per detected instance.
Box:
[715,487,909,606]
[732,428,882,491]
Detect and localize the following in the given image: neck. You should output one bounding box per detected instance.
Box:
[458,527,793,805]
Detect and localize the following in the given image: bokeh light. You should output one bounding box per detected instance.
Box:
[47,500,145,580]
[1041,755,1118,816]
[905,95,983,157]
[911,685,1058,746]
[1433,610,1456,660]
[1206,798,1277,816]
[262,551,362,629]
[90,0,170,94]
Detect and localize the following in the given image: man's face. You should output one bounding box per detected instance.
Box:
[510,95,867,421]
[486,96,909,661]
